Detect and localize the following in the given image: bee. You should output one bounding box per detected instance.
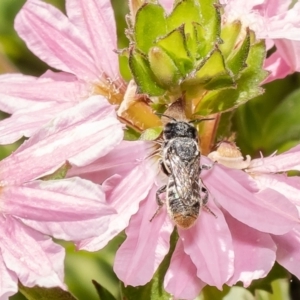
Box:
[150,116,216,229]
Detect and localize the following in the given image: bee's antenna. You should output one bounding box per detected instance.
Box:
[189,117,215,124]
[155,113,177,121]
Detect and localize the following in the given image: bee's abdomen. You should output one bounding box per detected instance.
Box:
[167,180,200,229]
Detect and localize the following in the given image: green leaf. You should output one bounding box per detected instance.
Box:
[124,126,141,141]
[156,26,193,75]
[140,126,163,140]
[202,285,230,300]
[262,88,300,151]
[40,162,71,180]
[92,280,116,300]
[197,0,221,56]
[167,0,201,34]
[120,229,178,300]
[19,285,78,300]
[129,49,165,96]
[134,3,167,53]
[148,46,182,87]
[183,48,230,87]
[219,20,242,59]
[246,262,289,294]
[194,35,267,115]
[227,29,250,76]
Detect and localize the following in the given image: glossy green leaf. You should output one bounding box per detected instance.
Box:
[92,280,116,300]
[121,230,178,300]
[140,126,163,140]
[156,26,193,75]
[227,29,250,76]
[129,49,165,95]
[148,46,182,87]
[134,3,167,53]
[219,20,242,58]
[167,0,201,34]
[262,88,300,151]
[19,285,78,300]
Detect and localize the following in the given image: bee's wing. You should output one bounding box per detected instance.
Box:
[168,151,201,206]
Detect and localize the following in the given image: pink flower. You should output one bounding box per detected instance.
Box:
[0,0,125,144]
[70,139,299,300]
[209,141,300,284]
[0,96,122,299]
[220,0,300,82]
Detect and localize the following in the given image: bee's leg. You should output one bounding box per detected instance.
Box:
[150,185,166,222]
[201,161,215,171]
[160,160,171,176]
[201,186,217,218]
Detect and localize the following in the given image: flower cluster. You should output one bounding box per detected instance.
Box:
[1,0,300,299]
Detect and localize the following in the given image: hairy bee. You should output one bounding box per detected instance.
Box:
[150,117,215,229]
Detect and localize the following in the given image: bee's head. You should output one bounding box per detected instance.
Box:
[163,120,197,140]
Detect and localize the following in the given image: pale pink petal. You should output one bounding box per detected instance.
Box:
[249,145,300,173]
[0,102,73,144]
[272,227,300,279]
[264,3,300,40]
[225,212,276,287]
[159,0,174,14]
[1,178,114,222]
[252,174,300,212]
[204,165,299,234]
[113,186,174,286]
[164,239,205,300]
[0,216,65,288]
[15,0,98,80]
[78,161,157,250]
[0,73,84,114]
[264,51,291,83]
[256,0,291,17]
[179,200,234,289]
[274,39,300,71]
[0,96,123,184]
[68,140,154,183]
[0,255,18,300]
[66,0,120,81]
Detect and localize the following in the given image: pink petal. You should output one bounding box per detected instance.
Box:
[1,178,114,222]
[66,0,121,81]
[0,255,18,300]
[0,216,65,288]
[68,140,154,183]
[0,73,84,114]
[113,186,174,286]
[78,161,157,250]
[15,0,98,80]
[272,227,300,279]
[249,146,300,173]
[164,239,205,300]
[204,165,299,234]
[0,96,123,184]
[225,212,276,287]
[251,173,300,210]
[179,200,234,289]
[0,102,73,144]
[159,0,174,14]
[264,51,292,83]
